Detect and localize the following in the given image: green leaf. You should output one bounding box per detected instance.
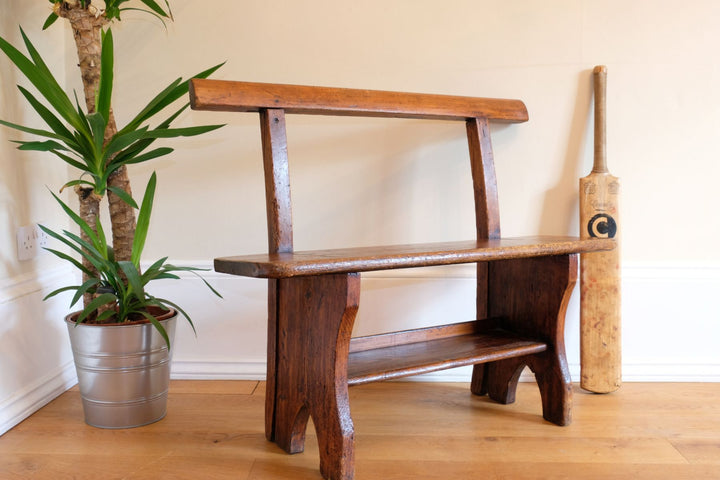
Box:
[162,0,173,18]
[95,309,118,323]
[52,150,93,173]
[146,124,225,138]
[44,229,104,273]
[73,90,92,135]
[0,117,68,143]
[138,0,170,17]
[118,62,224,135]
[43,285,80,301]
[96,29,114,124]
[191,61,226,82]
[61,229,107,269]
[151,296,196,337]
[42,246,95,278]
[118,78,183,135]
[118,261,145,298]
[104,5,121,21]
[113,147,174,168]
[70,278,101,308]
[146,256,168,271]
[72,128,95,159]
[140,256,169,283]
[15,139,69,152]
[147,62,226,121]
[152,272,180,280]
[111,105,187,164]
[1,28,85,133]
[16,86,77,145]
[102,126,150,161]
[95,213,109,258]
[164,264,222,298]
[87,112,107,160]
[77,293,117,324]
[131,172,157,267]
[138,309,170,349]
[107,186,138,209]
[47,190,100,249]
[61,179,95,190]
[42,12,59,30]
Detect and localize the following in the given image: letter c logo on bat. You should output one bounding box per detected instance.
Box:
[587,213,617,238]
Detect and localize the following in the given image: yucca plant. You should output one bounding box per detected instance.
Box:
[0,27,222,203]
[44,1,179,269]
[0,29,222,199]
[0,26,223,308]
[42,172,221,348]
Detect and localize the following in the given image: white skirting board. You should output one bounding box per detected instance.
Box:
[169,362,720,383]
[0,361,77,436]
[2,262,719,436]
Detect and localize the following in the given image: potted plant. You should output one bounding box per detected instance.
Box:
[41,172,220,428]
[0,3,223,428]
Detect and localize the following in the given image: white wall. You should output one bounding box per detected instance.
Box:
[121,0,719,381]
[2,0,720,433]
[0,3,77,435]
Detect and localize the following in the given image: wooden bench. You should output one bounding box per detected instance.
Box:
[189,80,615,480]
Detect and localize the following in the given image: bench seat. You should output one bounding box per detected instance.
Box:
[215,235,614,278]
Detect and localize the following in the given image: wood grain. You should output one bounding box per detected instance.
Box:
[466,116,501,240]
[272,273,361,480]
[258,107,294,443]
[349,320,484,353]
[259,108,294,254]
[484,255,578,425]
[466,115,501,391]
[214,236,614,278]
[4,381,720,480]
[347,330,546,385]
[580,65,622,393]
[190,79,528,122]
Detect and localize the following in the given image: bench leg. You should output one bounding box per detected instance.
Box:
[270,273,360,480]
[475,255,577,426]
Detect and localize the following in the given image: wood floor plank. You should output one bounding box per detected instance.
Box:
[357,461,720,480]
[169,379,259,395]
[356,434,687,464]
[2,381,719,479]
[671,438,720,464]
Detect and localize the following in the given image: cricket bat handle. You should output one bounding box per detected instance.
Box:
[593,65,607,173]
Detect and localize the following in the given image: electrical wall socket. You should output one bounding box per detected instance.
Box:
[16,224,49,261]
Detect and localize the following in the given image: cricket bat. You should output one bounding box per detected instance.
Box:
[580,65,621,393]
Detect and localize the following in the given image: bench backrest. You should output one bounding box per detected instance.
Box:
[189,79,529,254]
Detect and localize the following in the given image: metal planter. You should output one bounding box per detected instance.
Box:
[65,310,177,429]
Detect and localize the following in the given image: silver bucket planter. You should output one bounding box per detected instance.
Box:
[65,308,177,429]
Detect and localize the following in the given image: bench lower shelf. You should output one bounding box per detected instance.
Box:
[347,326,547,386]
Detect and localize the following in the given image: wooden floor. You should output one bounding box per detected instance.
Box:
[1,381,719,479]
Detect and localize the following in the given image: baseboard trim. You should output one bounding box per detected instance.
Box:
[0,360,77,436]
[171,359,267,380]
[168,360,720,383]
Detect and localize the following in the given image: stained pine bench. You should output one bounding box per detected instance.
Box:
[189,80,615,480]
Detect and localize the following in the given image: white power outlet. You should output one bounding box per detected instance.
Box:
[16,224,49,261]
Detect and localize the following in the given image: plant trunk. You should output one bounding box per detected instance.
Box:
[75,186,102,307]
[57,2,137,307]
